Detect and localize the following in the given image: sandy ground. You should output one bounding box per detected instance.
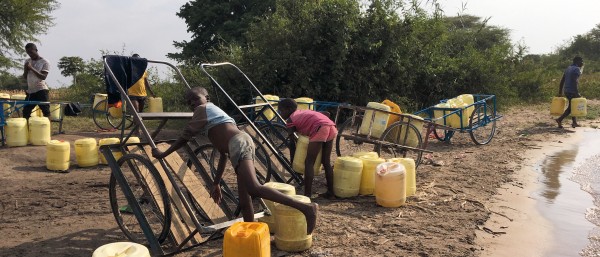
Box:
[0,102,598,257]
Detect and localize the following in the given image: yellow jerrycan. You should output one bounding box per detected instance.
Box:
[388,158,417,197]
[381,99,402,127]
[49,103,61,121]
[6,118,28,147]
[258,182,296,233]
[358,156,385,195]
[0,93,10,114]
[99,138,122,164]
[93,93,107,111]
[375,162,406,207]
[30,106,43,117]
[550,97,566,116]
[457,94,474,105]
[92,242,150,257]
[75,138,99,167]
[46,140,70,172]
[28,117,51,145]
[223,222,270,257]
[10,94,26,118]
[395,114,424,148]
[148,97,163,112]
[446,98,463,128]
[359,102,391,138]
[433,102,450,126]
[292,135,322,175]
[255,94,279,120]
[333,156,363,198]
[274,195,313,252]
[352,151,379,159]
[295,97,314,110]
[570,98,587,117]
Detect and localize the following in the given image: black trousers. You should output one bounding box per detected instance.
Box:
[23,90,50,119]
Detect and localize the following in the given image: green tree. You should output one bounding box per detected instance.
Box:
[57,56,84,86]
[0,0,59,69]
[0,71,22,90]
[170,0,276,63]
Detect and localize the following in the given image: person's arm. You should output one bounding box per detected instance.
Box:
[152,137,188,159]
[210,151,228,204]
[212,151,228,184]
[22,61,29,79]
[558,73,565,96]
[153,105,207,158]
[25,62,48,80]
[144,77,156,97]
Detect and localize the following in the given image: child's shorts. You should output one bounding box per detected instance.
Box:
[228,132,255,169]
[309,125,338,142]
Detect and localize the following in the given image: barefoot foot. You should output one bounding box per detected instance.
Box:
[304,203,319,235]
[319,191,337,200]
[572,123,580,128]
[555,119,563,129]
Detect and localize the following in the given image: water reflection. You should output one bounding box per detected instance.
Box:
[540,148,578,203]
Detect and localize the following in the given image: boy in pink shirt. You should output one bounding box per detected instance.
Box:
[278,98,337,198]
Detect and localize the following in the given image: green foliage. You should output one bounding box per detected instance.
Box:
[0,71,22,90]
[170,0,276,64]
[0,0,59,69]
[57,56,84,85]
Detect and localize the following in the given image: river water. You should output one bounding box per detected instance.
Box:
[536,129,600,256]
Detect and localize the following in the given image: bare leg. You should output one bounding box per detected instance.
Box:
[131,99,140,113]
[138,99,145,113]
[572,117,579,127]
[236,159,318,234]
[236,170,255,222]
[556,96,572,128]
[303,141,322,197]
[321,140,335,196]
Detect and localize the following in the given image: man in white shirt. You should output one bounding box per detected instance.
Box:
[22,43,50,119]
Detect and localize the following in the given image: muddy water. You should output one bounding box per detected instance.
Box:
[536,129,600,256]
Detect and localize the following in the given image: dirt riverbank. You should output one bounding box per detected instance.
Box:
[0,102,598,256]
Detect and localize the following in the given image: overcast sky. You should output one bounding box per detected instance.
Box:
[26,0,600,88]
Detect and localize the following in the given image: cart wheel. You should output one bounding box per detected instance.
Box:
[378,121,423,167]
[257,123,292,161]
[257,123,300,183]
[190,143,270,219]
[433,128,454,142]
[336,115,377,157]
[92,100,121,130]
[191,144,239,219]
[469,104,497,145]
[109,154,172,244]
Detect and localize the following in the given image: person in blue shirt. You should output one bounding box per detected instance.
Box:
[556,56,583,128]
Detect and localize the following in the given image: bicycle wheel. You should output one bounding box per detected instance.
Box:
[469,104,497,145]
[109,154,171,244]
[335,115,377,157]
[110,104,135,130]
[93,100,121,130]
[378,121,423,167]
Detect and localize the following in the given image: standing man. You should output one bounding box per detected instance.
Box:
[556,56,584,128]
[22,43,51,119]
[128,54,155,112]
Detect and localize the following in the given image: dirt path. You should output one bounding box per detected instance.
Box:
[0,103,597,257]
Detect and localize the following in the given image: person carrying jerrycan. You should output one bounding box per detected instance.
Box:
[556,56,584,129]
[278,98,337,199]
[152,87,318,234]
